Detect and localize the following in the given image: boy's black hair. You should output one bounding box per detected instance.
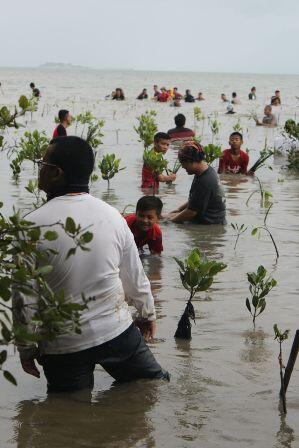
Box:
[154,132,171,143]
[232,92,237,97]
[49,136,95,185]
[30,82,35,88]
[174,113,186,127]
[230,131,243,140]
[58,109,69,122]
[136,196,163,216]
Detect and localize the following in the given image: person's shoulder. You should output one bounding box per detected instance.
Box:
[124,213,136,225]
[167,128,176,135]
[240,150,249,160]
[222,148,231,156]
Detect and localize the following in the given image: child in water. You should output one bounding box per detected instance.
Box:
[141,132,176,190]
[125,196,163,255]
[218,132,249,174]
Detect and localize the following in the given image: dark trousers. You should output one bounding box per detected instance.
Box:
[39,323,169,392]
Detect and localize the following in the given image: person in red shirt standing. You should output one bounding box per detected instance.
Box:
[141,133,176,190]
[125,196,163,255]
[158,87,170,103]
[218,132,249,175]
[53,110,72,138]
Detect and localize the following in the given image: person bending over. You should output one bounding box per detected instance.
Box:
[218,132,249,175]
[13,136,169,392]
[125,196,163,255]
[167,141,226,224]
[141,132,176,190]
[53,109,72,138]
[167,113,195,140]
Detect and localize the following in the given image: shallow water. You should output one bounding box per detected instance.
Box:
[0,68,298,447]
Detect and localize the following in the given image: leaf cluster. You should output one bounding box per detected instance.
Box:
[98,153,125,183]
[143,148,168,175]
[134,111,158,149]
[203,143,222,164]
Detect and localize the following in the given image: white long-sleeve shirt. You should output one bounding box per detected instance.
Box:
[14,194,156,356]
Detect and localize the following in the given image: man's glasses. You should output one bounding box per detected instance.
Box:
[34,159,57,169]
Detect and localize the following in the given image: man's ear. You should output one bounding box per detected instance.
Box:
[52,166,65,183]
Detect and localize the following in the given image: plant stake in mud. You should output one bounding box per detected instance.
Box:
[134,111,158,149]
[98,153,125,188]
[245,266,277,327]
[174,249,226,340]
[273,324,290,414]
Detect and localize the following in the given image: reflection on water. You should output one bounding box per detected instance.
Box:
[240,329,271,364]
[274,407,295,448]
[13,381,159,448]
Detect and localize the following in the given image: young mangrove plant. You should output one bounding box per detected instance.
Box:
[98,153,125,188]
[274,324,290,414]
[231,222,248,250]
[245,265,277,327]
[134,110,158,149]
[193,106,205,136]
[174,248,226,340]
[233,119,243,134]
[0,202,93,384]
[203,143,222,165]
[208,116,220,144]
[252,203,279,261]
[283,119,299,170]
[74,111,105,150]
[246,176,273,207]
[25,179,46,210]
[248,141,274,173]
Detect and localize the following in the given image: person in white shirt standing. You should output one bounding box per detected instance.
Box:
[13,136,169,392]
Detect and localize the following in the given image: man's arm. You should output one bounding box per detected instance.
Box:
[119,225,156,339]
[170,208,197,223]
[158,173,176,183]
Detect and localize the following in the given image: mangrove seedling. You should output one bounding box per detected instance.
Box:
[233,119,243,134]
[98,153,125,188]
[193,106,205,136]
[174,248,226,340]
[248,141,274,173]
[245,265,277,327]
[246,176,273,207]
[208,116,220,144]
[143,148,168,176]
[203,143,222,165]
[274,324,290,414]
[25,179,46,209]
[252,203,279,261]
[231,222,248,250]
[134,110,158,149]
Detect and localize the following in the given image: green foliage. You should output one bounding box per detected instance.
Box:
[233,119,243,133]
[98,153,125,187]
[143,148,168,175]
[203,143,222,164]
[274,324,290,343]
[231,222,248,250]
[284,119,299,140]
[134,111,158,149]
[25,179,46,209]
[74,111,105,149]
[193,106,205,122]
[0,203,93,383]
[246,176,273,207]
[284,120,299,170]
[249,140,273,173]
[169,159,181,174]
[245,265,277,326]
[174,248,226,300]
[251,203,279,261]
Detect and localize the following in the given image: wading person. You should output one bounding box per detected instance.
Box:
[248,86,257,100]
[141,132,176,190]
[167,141,226,224]
[53,109,72,138]
[255,105,277,127]
[137,88,148,100]
[13,136,169,392]
[30,82,40,98]
[218,132,249,174]
[167,113,195,140]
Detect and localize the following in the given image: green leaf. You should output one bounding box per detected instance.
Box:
[3,370,17,386]
[44,230,58,241]
[36,265,53,276]
[18,95,29,111]
[66,247,76,259]
[80,231,93,244]
[251,228,258,236]
[0,350,7,365]
[65,217,76,234]
[246,298,251,313]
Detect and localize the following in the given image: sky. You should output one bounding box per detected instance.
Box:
[1,0,299,74]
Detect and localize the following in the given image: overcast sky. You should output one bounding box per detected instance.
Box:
[2,0,299,74]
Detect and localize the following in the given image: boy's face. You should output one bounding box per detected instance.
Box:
[136,209,159,231]
[229,135,242,150]
[154,138,170,154]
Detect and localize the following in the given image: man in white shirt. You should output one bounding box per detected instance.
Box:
[14,136,169,392]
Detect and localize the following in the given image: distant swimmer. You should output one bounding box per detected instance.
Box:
[53,109,72,138]
[30,82,40,98]
[185,89,195,103]
[255,105,277,127]
[196,92,205,101]
[112,88,125,100]
[248,87,257,100]
[271,90,281,106]
[137,88,148,100]
[173,87,183,100]
[167,113,195,140]
[231,92,240,105]
[221,93,229,102]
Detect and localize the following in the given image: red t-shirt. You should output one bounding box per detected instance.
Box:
[141,164,159,191]
[218,149,249,174]
[53,124,67,138]
[125,214,163,254]
[158,92,169,102]
[167,127,195,140]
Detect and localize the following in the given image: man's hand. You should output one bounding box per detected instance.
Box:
[135,319,156,341]
[20,358,40,378]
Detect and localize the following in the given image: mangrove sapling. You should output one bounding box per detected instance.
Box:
[274,324,290,414]
[143,148,168,193]
[233,119,243,134]
[203,143,222,165]
[98,153,126,188]
[208,116,220,144]
[174,248,226,340]
[283,119,299,170]
[25,179,46,209]
[0,203,93,384]
[245,265,277,327]
[231,223,248,250]
[246,176,273,207]
[193,106,205,136]
[74,112,105,150]
[134,111,158,149]
[248,141,274,174]
[251,203,279,261]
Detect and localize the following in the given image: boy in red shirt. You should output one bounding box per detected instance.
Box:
[142,132,176,190]
[218,132,249,174]
[125,196,163,255]
[53,109,72,138]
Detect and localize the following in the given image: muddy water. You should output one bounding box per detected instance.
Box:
[0,68,298,447]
